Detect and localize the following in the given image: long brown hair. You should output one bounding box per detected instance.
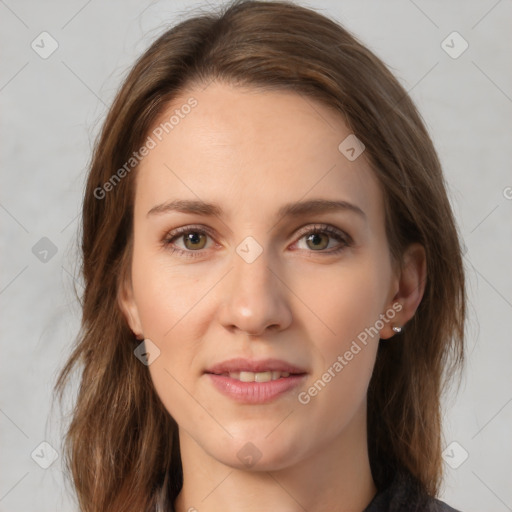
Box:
[54,1,466,510]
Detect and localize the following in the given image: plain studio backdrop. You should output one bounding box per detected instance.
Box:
[1,1,511,511]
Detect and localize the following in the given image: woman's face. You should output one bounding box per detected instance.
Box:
[120,81,402,470]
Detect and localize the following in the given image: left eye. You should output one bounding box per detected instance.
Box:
[296,231,341,251]
[292,224,350,253]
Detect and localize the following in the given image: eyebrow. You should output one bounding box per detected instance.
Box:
[147,198,366,221]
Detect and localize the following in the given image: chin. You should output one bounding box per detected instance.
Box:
[205,431,305,472]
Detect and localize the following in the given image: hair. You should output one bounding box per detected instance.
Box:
[54,1,466,511]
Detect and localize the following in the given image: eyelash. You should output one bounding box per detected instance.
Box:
[161,224,352,259]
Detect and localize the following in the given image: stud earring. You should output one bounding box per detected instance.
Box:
[392,326,402,333]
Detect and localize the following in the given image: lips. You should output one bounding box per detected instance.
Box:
[205,357,308,377]
[204,357,308,403]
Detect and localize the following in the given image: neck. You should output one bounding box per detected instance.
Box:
[173,406,377,512]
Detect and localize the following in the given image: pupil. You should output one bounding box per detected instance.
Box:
[183,232,205,250]
[188,233,201,245]
[308,233,326,249]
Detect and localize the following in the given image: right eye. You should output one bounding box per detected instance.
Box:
[162,225,216,258]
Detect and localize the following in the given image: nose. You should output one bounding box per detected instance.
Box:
[216,245,293,337]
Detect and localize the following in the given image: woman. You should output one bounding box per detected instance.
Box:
[55,1,466,511]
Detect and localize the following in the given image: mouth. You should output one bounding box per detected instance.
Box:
[204,358,308,404]
[207,370,298,382]
[205,357,308,376]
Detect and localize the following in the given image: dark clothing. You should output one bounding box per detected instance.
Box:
[363,473,461,512]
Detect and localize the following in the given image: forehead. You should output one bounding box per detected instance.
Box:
[134,81,383,223]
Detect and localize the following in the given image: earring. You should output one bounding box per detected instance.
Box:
[392,326,402,333]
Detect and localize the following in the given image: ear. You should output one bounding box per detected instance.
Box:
[118,274,144,340]
[380,243,427,340]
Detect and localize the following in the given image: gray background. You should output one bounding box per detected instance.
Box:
[1,0,511,510]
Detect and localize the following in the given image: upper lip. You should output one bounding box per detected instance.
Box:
[205,357,307,375]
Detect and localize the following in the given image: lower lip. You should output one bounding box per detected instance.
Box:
[206,373,307,404]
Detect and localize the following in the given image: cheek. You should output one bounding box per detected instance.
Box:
[131,243,212,341]
[129,243,229,395]
[131,257,215,426]
[294,254,390,352]
[292,256,389,415]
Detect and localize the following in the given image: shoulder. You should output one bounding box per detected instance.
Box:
[428,497,462,512]
[363,473,463,512]
[364,490,462,512]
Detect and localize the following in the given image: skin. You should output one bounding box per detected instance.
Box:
[119,81,426,512]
